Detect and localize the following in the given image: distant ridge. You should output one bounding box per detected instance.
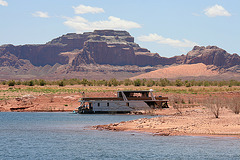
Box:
[0,30,239,80]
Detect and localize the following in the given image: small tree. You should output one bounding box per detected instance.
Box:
[146,79,155,87]
[2,81,6,85]
[133,79,141,86]
[206,96,221,118]
[159,78,169,87]
[8,80,15,86]
[80,79,88,86]
[175,79,183,87]
[29,80,34,86]
[108,78,118,86]
[228,97,240,114]
[16,81,22,85]
[203,81,210,87]
[39,79,46,86]
[58,80,65,87]
[123,79,132,86]
[170,95,183,115]
[185,82,191,87]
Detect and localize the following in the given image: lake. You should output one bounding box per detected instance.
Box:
[0,112,239,159]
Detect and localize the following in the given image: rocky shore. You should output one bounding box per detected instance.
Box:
[94,107,240,138]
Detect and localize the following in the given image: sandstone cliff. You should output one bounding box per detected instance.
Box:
[0,44,69,66]
[184,46,240,68]
[0,30,239,80]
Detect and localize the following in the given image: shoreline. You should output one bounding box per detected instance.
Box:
[0,110,75,113]
[93,107,240,138]
[94,125,240,138]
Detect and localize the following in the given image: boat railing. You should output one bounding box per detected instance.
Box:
[79,97,168,101]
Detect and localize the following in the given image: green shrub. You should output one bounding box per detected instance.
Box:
[39,79,46,86]
[8,80,15,86]
[16,81,22,85]
[185,82,191,87]
[133,79,141,86]
[29,80,34,86]
[203,81,210,87]
[123,79,132,86]
[108,78,118,86]
[80,79,88,86]
[175,79,183,87]
[58,80,65,87]
[146,79,154,87]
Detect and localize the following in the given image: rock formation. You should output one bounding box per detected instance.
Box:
[0,30,239,80]
[184,46,240,68]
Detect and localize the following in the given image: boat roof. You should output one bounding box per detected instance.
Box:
[117,90,150,93]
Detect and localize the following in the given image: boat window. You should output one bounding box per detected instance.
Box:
[98,103,100,106]
[126,102,129,106]
[107,103,109,106]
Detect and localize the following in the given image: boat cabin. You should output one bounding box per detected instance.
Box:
[78,90,168,114]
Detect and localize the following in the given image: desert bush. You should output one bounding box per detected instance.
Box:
[58,80,65,87]
[205,96,222,118]
[95,80,107,86]
[1,81,6,85]
[16,81,22,85]
[175,79,183,87]
[185,82,191,87]
[22,81,29,85]
[217,81,225,87]
[203,81,210,87]
[173,104,183,115]
[80,79,88,86]
[8,80,15,86]
[146,79,155,87]
[158,78,170,87]
[123,79,132,86]
[133,79,141,86]
[108,78,118,86]
[28,80,35,86]
[39,79,46,86]
[170,96,183,115]
[227,97,240,114]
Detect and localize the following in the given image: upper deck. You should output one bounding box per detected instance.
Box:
[79,90,168,102]
[117,90,150,98]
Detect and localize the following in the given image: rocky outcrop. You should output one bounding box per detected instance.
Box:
[0,44,69,66]
[184,46,240,68]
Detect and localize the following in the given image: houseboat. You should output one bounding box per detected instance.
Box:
[77,90,168,114]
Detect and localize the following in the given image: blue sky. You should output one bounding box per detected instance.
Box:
[0,0,239,57]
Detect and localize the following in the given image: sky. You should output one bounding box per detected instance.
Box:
[0,0,239,57]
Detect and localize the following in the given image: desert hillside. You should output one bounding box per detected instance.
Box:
[131,63,240,80]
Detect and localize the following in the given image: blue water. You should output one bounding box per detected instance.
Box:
[0,112,239,160]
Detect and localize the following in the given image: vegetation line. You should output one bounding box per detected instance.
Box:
[1,78,240,87]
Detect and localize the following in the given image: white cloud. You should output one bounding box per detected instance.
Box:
[32,11,49,18]
[64,16,141,32]
[138,33,198,48]
[73,5,104,14]
[204,4,231,17]
[0,0,8,6]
